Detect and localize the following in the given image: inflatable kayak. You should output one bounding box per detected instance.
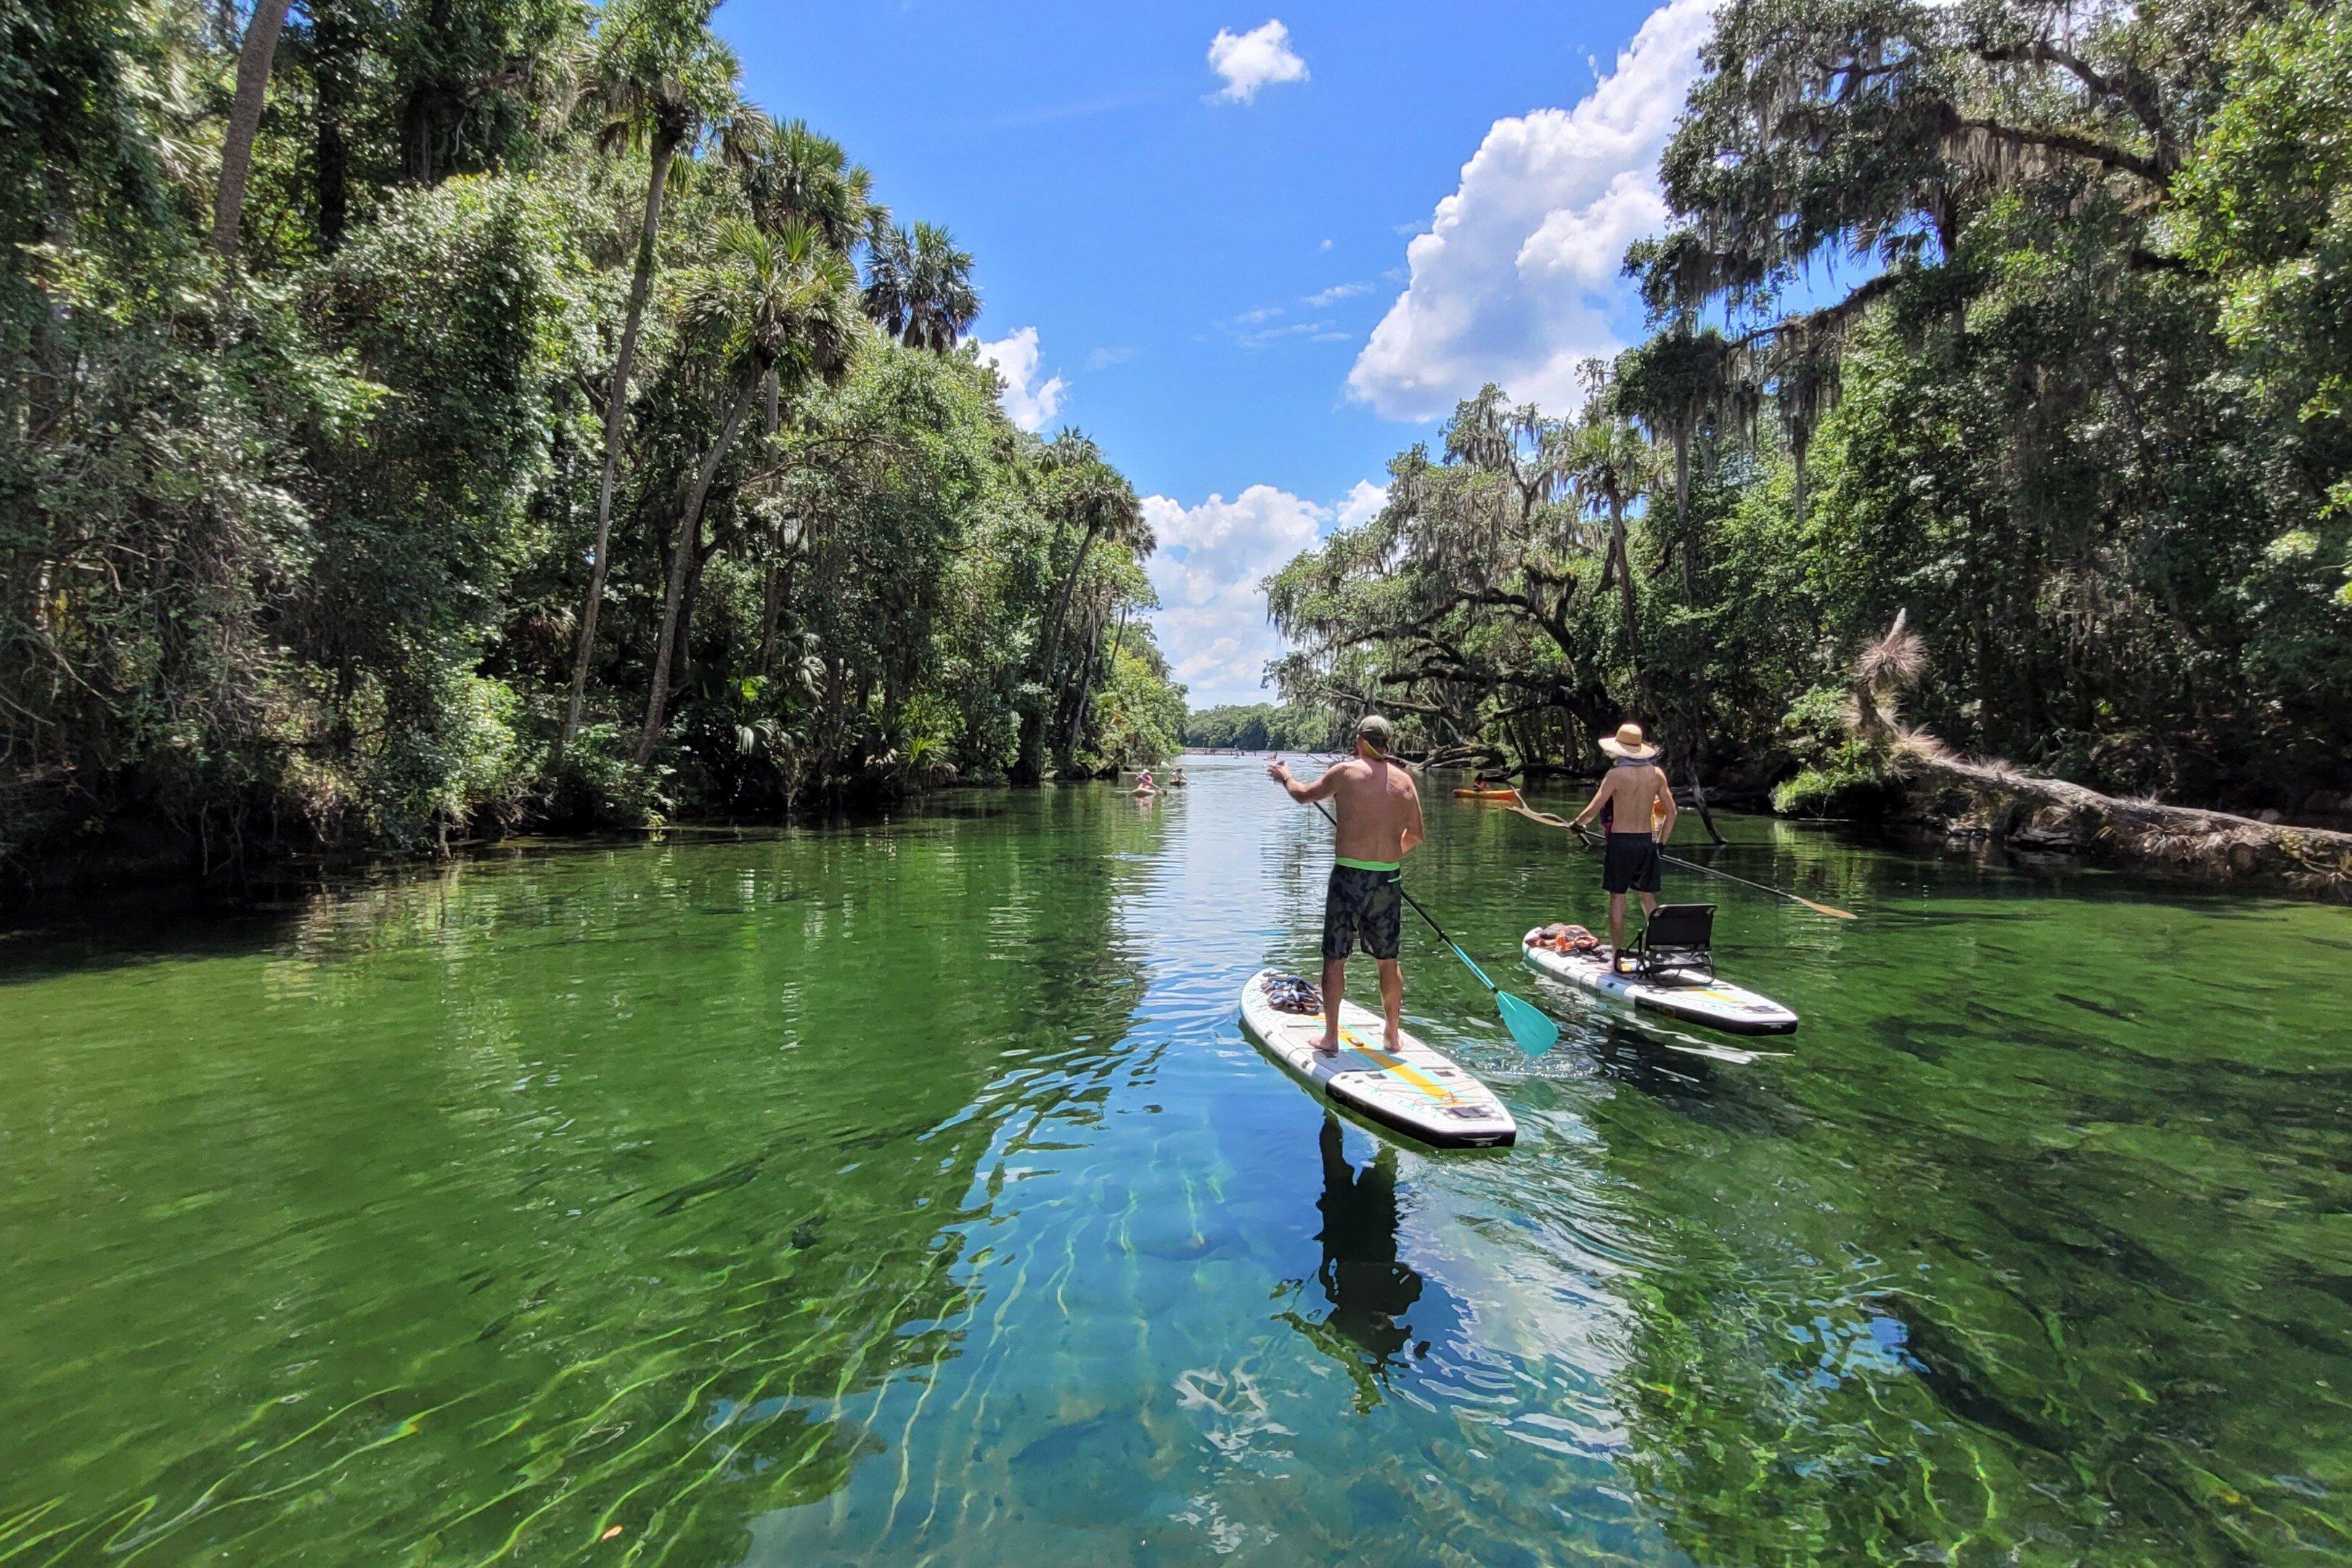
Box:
[1521,929,1797,1037]
[1239,970,1516,1148]
[1453,787,1522,801]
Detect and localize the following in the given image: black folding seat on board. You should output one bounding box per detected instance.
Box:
[1637,904,1716,983]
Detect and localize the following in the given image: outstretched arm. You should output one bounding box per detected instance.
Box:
[1267,758,1339,803]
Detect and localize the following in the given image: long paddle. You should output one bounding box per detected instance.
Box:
[1307,801,1560,1054]
[1511,801,1858,920]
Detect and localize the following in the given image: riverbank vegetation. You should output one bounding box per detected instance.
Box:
[1181,702,1344,753]
[1269,0,2352,828]
[0,0,1180,886]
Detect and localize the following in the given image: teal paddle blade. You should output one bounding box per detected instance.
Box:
[1495,987,1559,1055]
[1444,939,1557,1055]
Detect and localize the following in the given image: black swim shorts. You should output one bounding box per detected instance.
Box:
[1323,864,1403,960]
[1602,832,1662,895]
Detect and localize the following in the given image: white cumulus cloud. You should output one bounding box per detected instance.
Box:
[1334,478,1388,529]
[1143,481,1373,706]
[973,327,1068,432]
[1346,0,1716,420]
[1206,20,1309,104]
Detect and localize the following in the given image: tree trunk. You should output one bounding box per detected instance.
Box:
[558,131,679,763]
[677,526,707,694]
[1063,605,1126,767]
[1017,520,1101,783]
[212,0,293,263]
[758,558,780,676]
[1678,709,1728,844]
[312,0,356,251]
[1902,747,2352,897]
[636,374,762,766]
[1037,522,1100,702]
[1673,424,1697,596]
[1609,495,1648,709]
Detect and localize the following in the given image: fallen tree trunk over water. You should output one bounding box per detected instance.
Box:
[1901,746,2352,897]
[1851,613,2352,899]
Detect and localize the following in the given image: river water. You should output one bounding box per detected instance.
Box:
[2,752,2348,1567]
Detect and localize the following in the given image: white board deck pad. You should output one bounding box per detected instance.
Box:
[1239,969,1516,1148]
[1521,931,1798,1037]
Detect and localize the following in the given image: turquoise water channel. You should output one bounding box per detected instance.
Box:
[2,752,2348,1566]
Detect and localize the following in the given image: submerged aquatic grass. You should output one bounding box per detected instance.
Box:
[1,756,2347,1566]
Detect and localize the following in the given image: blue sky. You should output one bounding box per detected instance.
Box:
[724,0,1716,704]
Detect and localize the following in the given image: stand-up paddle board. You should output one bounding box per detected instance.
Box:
[1521,931,1797,1037]
[1239,970,1516,1148]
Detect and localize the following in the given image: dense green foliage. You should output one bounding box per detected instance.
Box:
[0,0,1179,878]
[1273,0,2352,812]
[1181,701,1344,752]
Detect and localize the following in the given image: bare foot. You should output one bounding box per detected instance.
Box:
[1314,1034,1340,1055]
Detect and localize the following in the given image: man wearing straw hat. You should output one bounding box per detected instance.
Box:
[1569,722,1679,975]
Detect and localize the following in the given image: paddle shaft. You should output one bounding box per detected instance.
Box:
[1538,809,1855,920]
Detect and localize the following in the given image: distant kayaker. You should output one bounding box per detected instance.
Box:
[1569,722,1678,974]
[1267,714,1426,1053]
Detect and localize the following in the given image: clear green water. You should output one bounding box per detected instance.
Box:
[3,754,2349,1567]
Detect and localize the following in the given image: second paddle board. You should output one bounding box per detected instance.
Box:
[1521,931,1798,1037]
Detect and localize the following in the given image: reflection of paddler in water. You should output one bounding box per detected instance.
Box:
[1280,1116,1430,1410]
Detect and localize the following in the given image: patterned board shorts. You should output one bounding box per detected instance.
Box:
[1323,865,1403,960]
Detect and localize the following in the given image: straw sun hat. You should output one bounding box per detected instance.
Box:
[1597,722,1660,761]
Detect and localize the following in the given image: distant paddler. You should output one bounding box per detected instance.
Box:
[1267,714,1426,1054]
[1568,722,1678,975]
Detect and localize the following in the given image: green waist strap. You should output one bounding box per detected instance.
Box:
[1334,856,1402,873]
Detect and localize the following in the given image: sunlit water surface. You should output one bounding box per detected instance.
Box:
[3,754,2348,1567]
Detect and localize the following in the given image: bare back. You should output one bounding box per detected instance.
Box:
[1320,756,1424,862]
[1599,762,1673,837]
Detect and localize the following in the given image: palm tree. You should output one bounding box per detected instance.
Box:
[742,119,871,429]
[1019,431,1151,780]
[746,120,872,253]
[861,219,979,349]
[213,0,294,263]
[1062,571,1153,769]
[1565,401,1659,708]
[1614,326,1733,592]
[635,219,861,765]
[555,0,743,762]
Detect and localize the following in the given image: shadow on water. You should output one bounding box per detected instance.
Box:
[1274,1116,1465,1413]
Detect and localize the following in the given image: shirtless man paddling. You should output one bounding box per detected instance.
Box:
[1267,715,1426,1053]
[1569,722,1679,974]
